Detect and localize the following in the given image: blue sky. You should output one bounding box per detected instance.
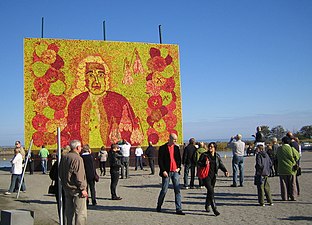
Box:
[0,0,311,146]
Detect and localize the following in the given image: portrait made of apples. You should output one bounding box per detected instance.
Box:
[24,38,183,149]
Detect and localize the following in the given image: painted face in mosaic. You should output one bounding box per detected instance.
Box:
[85,62,108,95]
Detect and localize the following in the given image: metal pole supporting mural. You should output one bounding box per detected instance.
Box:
[103,20,106,41]
[16,139,33,199]
[57,127,63,225]
[41,17,44,38]
[158,25,162,44]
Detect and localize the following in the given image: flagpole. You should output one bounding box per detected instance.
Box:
[103,20,106,41]
[41,17,44,38]
[158,25,162,44]
[57,127,63,225]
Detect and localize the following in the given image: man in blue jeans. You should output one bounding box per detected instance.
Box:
[156,133,185,215]
[182,138,197,189]
[39,145,49,174]
[228,134,245,187]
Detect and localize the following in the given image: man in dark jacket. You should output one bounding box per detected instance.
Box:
[145,141,156,175]
[59,140,88,225]
[81,144,97,206]
[156,133,185,215]
[182,138,197,189]
[108,144,123,200]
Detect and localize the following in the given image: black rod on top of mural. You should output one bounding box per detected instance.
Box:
[41,17,44,38]
[158,24,162,44]
[103,20,106,41]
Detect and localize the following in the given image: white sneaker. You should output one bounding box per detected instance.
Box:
[4,192,11,195]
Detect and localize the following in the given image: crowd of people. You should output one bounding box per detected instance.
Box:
[3,128,303,224]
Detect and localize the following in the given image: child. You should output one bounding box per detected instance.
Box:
[255,145,273,206]
[108,144,123,200]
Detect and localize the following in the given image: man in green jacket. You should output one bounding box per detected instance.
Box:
[276,136,300,201]
[39,145,50,174]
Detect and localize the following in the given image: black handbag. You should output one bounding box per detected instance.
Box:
[48,181,56,194]
[296,166,302,176]
[94,172,99,182]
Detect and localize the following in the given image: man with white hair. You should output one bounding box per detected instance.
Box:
[228,134,245,187]
[59,140,88,225]
[61,55,142,148]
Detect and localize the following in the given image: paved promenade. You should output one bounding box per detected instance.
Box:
[1,151,311,225]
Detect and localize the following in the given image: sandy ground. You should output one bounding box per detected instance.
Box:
[1,151,311,225]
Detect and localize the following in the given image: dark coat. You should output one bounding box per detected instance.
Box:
[81,153,96,182]
[255,131,265,142]
[182,144,196,165]
[108,150,122,172]
[145,145,156,158]
[158,143,181,177]
[255,151,272,176]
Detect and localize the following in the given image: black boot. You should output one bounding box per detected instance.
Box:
[205,204,211,212]
[205,199,211,212]
[211,200,220,216]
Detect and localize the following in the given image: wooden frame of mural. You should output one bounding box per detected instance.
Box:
[24,38,183,149]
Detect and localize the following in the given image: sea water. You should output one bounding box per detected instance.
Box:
[0,159,11,168]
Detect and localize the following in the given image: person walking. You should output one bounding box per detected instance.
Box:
[255,145,273,206]
[49,157,66,225]
[5,147,23,195]
[39,145,49,174]
[182,138,197,189]
[194,142,208,188]
[145,141,156,175]
[271,137,279,176]
[108,144,123,200]
[286,132,301,196]
[134,145,144,170]
[81,144,97,206]
[59,140,88,225]
[156,133,185,215]
[14,141,26,191]
[28,152,35,175]
[198,142,229,216]
[119,140,131,179]
[228,134,245,187]
[276,136,300,201]
[266,144,275,177]
[51,150,57,166]
[98,146,108,176]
